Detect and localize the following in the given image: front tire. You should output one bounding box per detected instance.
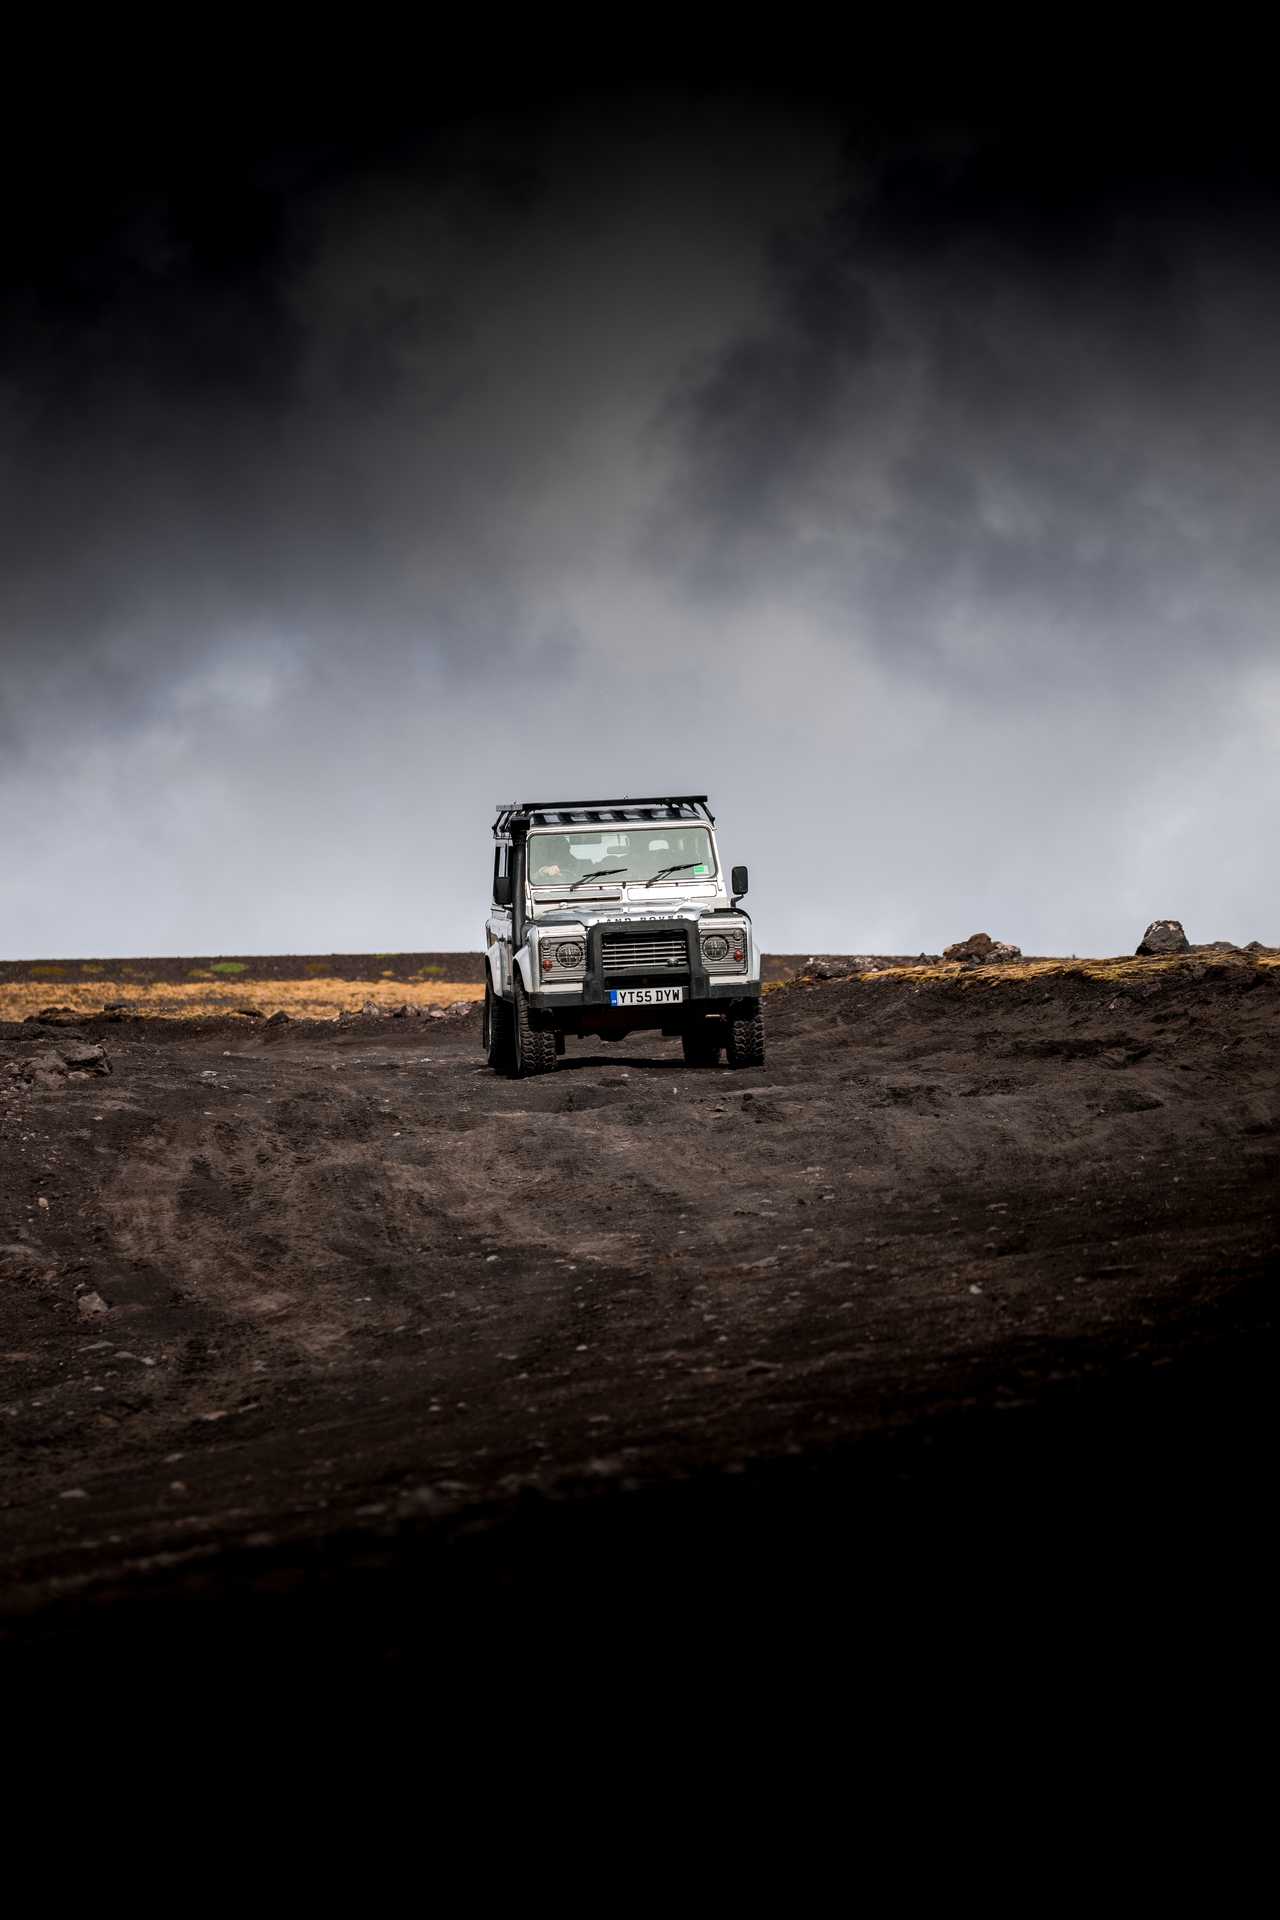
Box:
[726,1002,765,1070]
[513,978,557,1076]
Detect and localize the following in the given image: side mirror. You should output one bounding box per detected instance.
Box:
[493,874,512,908]
[731,864,749,899]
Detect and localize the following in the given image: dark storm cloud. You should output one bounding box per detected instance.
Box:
[0,118,546,755]
[658,107,1280,702]
[0,87,818,679]
[2,75,1278,955]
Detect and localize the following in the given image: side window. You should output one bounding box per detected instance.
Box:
[493,842,509,903]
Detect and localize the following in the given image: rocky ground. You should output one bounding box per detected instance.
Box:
[1,952,1276,1706]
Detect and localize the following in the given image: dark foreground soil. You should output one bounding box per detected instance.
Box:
[1,955,1276,1709]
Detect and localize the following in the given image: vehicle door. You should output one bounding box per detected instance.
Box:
[486,838,514,995]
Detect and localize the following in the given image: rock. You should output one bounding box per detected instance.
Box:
[265,1010,290,1026]
[232,1006,265,1019]
[25,1005,83,1027]
[805,957,863,980]
[390,1003,413,1019]
[360,1001,386,1019]
[1136,919,1190,956]
[795,954,939,979]
[27,1048,68,1074]
[943,933,1023,965]
[77,1290,110,1319]
[0,1243,58,1283]
[60,1042,110,1076]
[22,1049,69,1087]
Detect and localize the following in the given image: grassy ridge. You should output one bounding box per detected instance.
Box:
[0,978,483,1021]
[0,950,834,988]
[0,952,486,986]
[6,949,1273,1021]
[766,952,1280,994]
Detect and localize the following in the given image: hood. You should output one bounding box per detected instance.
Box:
[533,899,736,929]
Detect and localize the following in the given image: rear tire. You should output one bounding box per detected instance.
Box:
[681,1022,724,1066]
[513,978,557,1076]
[726,1003,765,1070]
[485,976,515,1073]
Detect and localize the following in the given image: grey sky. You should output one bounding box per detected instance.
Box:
[2,83,1277,958]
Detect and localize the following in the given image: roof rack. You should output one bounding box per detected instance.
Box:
[493,795,714,834]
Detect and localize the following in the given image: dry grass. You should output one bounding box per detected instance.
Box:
[777,953,1280,992]
[0,978,483,1023]
[7,952,1275,1022]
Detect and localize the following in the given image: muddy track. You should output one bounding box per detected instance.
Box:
[1,954,1276,1696]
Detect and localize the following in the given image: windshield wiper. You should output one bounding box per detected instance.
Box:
[644,862,702,887]
[569,867,628,891]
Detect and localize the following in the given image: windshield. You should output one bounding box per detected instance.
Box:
[528,827,717,888]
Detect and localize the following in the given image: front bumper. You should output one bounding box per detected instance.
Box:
[528,918,759,1011]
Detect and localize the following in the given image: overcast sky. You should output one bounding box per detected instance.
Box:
[3,55,1278,957]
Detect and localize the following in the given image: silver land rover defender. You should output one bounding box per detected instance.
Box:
[484,795,764,1075]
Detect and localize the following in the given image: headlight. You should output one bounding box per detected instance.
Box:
[554,941,584,968]
[702,928,747,969]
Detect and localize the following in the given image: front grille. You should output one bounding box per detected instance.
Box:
[602,934,688,975]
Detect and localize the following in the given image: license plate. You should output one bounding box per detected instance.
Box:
[609,986,686,1006]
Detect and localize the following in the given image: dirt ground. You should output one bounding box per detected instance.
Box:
[2,952,1276,1702]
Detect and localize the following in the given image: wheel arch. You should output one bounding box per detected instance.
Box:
[485,939,513,1001]
[513,947,536,997]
